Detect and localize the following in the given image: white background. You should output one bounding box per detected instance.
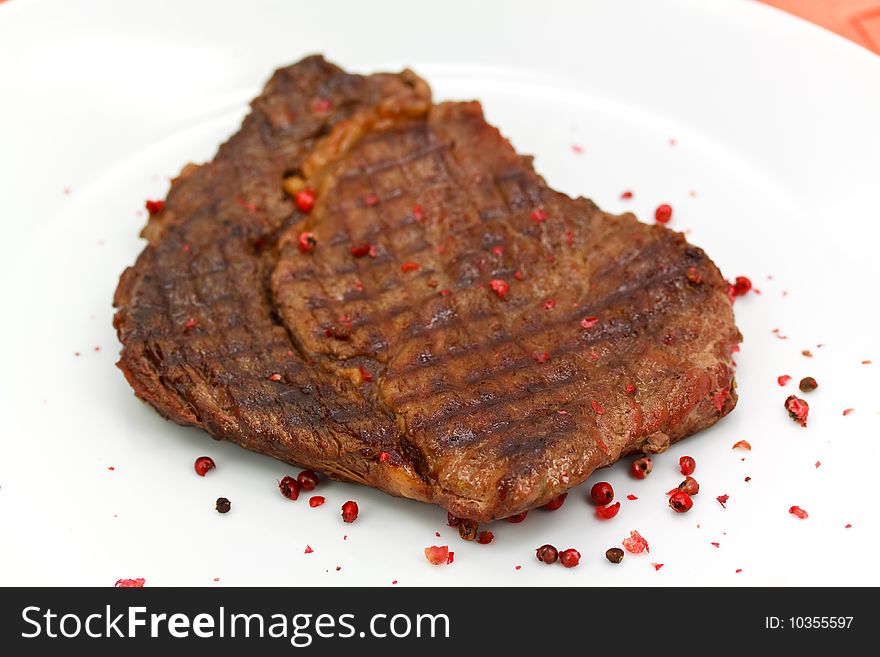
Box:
[1,0,879,586]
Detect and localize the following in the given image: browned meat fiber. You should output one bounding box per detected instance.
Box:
[114,56,741,522]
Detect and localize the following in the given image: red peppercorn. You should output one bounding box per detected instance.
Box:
[145,199,165,215]
[536,544,559,564]
[309,495,325,508]
[279,475,301,500]
[505,511,528,523]
[530,208,548,223]
[679,455,696,476]
[298,232,317,253]
[677,476,700,496]
[476,531,494,544]
[630,456,653,479]
[298,470,319,491]
[784,395,809,427]
[590,481,614,506]
[789,505,809,520]
[732,276,752,296]
[777,375,792,386]
[294,188,316,213]
[358,366,373,383]
[654,204,673,224]
[401,261,420,273]
[183,317,199,334]
[425,545,450,565]
[412,204,424,221]
[622,530,649,554]
[350,243,371,258]
[194,456,215,477]
[620,190,633,200]
[625,383,636,394]
[490,279,510,298]
[341,500,358,523]
[591,400,605,415]
[378,451,391,462]
[363,193,380,207]
[580,316,599,329]
[447,512,463,527]
[542,298,556,310]
[542,493,568,511]
[596,502,621,519]
[559,548,581,568]
[669,491,694,513]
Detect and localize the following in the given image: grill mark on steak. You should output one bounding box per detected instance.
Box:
[115,57,741,522]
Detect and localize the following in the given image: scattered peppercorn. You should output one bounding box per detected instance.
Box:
[677,476,700,496]
[215,497,231,514]
[298,470,319,491]
[630,456,653,479]
[620,191,633,200]
[309,496,325,508]
[731,276,752,296]
[490,279,510,298]
[194,456,215,477]
[777,375,791,386]
[279,475,301,500]
[294,188,316,213]
[341,500,359,523]
[798,376,818,393]
[732,440,752,451]
[679,455,696,476]
[596,502,621,519]
[298,232,317,253]
[530,208,548,223]
[476,531,494,545]
[590,481,614,506]
[580,316,599,329]
[425,545,451,565]
[145,199,165,215]
[536,544,559,564]
[789,505,808,520]
[668,491,694,513]
[654,204,673,224]
[605,547,625,564]
[401,261,420,273]
[622,530,649,554]
[559,548,581,568]
[458,520,479,541]
[350,243,371,258]
[505,511,528,523]
[784,395,809,427]
[542,493,568,511]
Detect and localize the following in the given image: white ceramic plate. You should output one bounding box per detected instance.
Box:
[2,0,879,586]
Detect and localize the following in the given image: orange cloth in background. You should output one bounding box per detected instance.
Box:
[761,0,880,53]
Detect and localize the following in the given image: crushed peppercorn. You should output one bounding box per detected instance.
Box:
[606,547,625,563]
[784,395,809,427]
[798,376,818,392]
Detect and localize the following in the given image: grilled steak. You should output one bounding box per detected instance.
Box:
[114,56,741,522]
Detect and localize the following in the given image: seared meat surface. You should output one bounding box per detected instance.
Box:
[114,56,740,522]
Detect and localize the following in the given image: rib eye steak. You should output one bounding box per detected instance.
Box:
[114,56,741,522]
